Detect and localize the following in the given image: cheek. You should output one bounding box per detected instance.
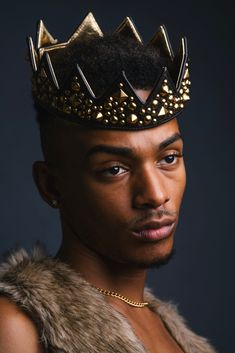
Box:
[84,182,130,225]
[180,162,187,191]
[165,164,186,207]
[62,174,129,229]
[173,164,186,204]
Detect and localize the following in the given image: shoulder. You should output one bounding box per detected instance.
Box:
[0,246,54,352]
[0,246,90,351]
[0,297,43,353]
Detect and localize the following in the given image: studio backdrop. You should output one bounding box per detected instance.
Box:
[1,1,234,352]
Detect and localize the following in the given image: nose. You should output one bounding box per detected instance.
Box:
[132,165,170,210]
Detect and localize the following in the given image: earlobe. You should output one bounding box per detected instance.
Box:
[32,161,60,208]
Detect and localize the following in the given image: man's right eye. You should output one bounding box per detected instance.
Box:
[100,165,127,177]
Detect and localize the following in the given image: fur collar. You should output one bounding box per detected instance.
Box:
[0,247,217,353]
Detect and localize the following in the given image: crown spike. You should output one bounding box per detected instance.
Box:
[36,20,58,49]
[147,25,174,61]
[121,71,146,104]
[114,17,143,43]
[27,36,38,72]
[172,37,188,90]
[68,12,103,44]
[76,64,96,98]
[45,53,59,89]
[145,67,168,104]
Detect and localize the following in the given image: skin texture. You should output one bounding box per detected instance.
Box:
[0,90,186,353]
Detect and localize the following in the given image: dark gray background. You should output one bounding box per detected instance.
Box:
[1,1,234,352]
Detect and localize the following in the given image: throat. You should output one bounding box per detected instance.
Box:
[55,238,148,305]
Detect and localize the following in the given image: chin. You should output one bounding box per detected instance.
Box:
[133,235,176,269]
[112,243,175,270]
[96,233,175,270]
[137,248,176,269]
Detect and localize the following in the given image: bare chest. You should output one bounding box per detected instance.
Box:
[123,309,185,353]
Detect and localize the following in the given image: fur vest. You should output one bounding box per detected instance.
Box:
[0,247,217,353]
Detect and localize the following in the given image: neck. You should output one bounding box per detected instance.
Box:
[55,221,148,305]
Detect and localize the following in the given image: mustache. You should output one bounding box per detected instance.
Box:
[127,208,177,229]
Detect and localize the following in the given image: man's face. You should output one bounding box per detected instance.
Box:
[50,114,186,269]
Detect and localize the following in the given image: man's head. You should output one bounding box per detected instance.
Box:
[31,17,188,269]
[34,113,185,270]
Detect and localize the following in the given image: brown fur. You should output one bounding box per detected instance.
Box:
[0,247,217,353]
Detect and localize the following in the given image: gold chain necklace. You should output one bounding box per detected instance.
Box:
[93,286,149,308]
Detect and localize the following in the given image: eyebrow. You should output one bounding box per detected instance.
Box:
[85,132,183,160]
[159,132,183,151]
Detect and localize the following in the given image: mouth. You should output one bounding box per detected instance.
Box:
[130,219,176,242]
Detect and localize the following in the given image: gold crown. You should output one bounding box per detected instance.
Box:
[27,12,191,129]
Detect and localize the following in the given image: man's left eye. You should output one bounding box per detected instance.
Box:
[160,154,182,165]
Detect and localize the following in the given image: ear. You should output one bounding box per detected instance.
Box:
[32,161,60,208]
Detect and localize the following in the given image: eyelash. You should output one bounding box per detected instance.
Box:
[98,152,184,177]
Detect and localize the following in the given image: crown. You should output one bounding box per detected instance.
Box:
[27,12,191,130]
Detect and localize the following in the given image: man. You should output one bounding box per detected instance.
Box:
[0,12,217,353]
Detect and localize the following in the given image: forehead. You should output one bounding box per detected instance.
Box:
[70,117,178,142]
[50,118,181,164]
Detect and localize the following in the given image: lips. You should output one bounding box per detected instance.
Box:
[131,219,176,242]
